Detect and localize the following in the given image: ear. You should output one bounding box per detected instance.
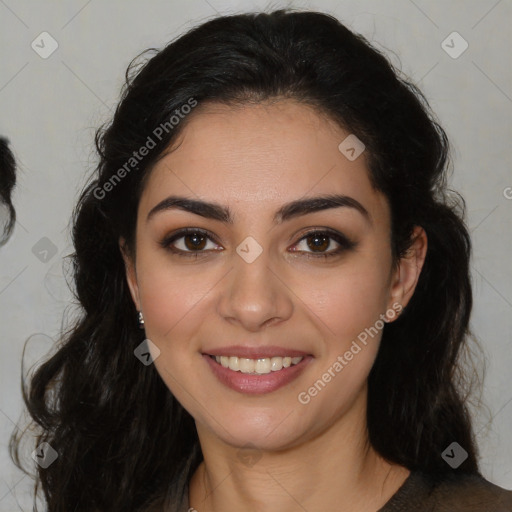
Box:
[119,237,141,311]
[387,226,427,319]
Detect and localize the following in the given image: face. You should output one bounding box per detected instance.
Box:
[122,100,425,451]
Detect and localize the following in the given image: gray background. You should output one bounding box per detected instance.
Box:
[0,0,511,508]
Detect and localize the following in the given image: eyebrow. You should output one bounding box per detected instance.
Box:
[146,193,371,225]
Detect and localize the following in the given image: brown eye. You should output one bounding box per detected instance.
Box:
[291,229,356,258]
[183,232,207,251]
[305,233,330,252]
[160,228,221,257]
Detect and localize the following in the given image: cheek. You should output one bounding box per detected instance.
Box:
[298,257,392,348]
[291,262,391,419]
[134,252,215,412]
[135,249,217,343]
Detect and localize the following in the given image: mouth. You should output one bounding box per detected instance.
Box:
[207,354,304,374]
[202,350,313,394]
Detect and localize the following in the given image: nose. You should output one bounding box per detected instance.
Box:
[217,247,294,332]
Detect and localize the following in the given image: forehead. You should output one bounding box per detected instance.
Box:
[139,100,388,223]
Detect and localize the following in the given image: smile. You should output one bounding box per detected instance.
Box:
[210,354,303,374]
[203,353,312,394]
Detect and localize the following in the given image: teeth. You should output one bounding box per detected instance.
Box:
[213,355,304,374]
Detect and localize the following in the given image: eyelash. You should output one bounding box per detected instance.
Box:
[159,227,356,260]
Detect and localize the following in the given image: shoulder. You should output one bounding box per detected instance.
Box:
[381,470,512,512]
[431,472,512,511]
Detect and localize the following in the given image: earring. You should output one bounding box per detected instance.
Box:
[138,311,145,329]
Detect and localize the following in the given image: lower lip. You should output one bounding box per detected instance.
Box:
[203,354,312,394]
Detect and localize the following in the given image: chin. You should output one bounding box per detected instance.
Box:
[203,407,309,453]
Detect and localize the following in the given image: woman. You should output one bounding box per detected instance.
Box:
[10,9,512,512]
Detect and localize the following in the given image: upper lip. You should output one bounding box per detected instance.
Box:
[203,345,311,359]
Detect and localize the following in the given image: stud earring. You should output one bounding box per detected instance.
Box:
[138,311,145,329]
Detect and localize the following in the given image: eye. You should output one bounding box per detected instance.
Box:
[160,228,221,258]
[160,227,356,260]
[290,229,356,258]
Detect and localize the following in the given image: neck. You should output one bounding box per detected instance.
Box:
[188,389,410,512]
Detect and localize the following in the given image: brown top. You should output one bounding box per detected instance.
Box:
[160,467,512,511]
[377,470,512,511]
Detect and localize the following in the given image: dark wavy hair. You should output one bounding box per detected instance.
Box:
[11,8,483,511]
[0,137,16,245]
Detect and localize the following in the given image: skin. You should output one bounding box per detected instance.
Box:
[121,100,427,512]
